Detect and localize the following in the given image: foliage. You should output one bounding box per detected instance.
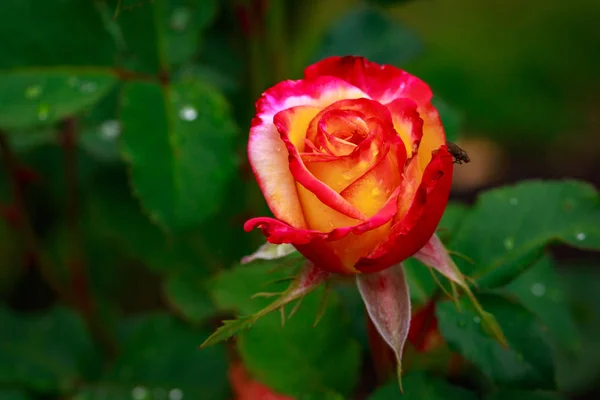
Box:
[0,0,598,399]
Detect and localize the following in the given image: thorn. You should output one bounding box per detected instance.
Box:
[447,250,476,265]
[287,295,305,321]
[260,276,295,288]
[250,291,282,299]
[313,282,331,327]
[427,266,453,299]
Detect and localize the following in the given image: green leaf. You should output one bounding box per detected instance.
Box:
[485,389,565,400]
[315,5,422,66]
[112,0,218,73]
[208,262,361,396]
[163,270,215,325]
[436,293,555,389]
[119,79,238,231]
[0,390,33,400]
[437,202,469,243]
[102,313,229,399]
[80,86,121,162]
[505,255,579,353]
[450,180,600,288]
[432,96,463,143]
[0,69,117,130]
[368,372,478,399]
[0,0,116,68]
[0,306,100,393]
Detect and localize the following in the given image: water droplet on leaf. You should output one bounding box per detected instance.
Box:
[37,103,50,121]
[100,120,121,140]
[80,81,97,93]
[509,197,518,206]
[576,232,586,241]
[179,105,198,121]
[503,236,515,250]
[131,386,149,400]
[530,282,546,297]
[473,316,481,324]
[169,389,183,400]
[25,85,42,99]
[170,7,191,31]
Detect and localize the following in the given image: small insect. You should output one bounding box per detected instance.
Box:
[446,142,470,165]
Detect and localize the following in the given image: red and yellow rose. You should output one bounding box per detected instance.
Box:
[244,56,454,274]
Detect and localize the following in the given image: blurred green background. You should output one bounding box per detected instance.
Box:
[0,0,599,399]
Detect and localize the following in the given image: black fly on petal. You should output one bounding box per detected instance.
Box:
[446,142,470,165]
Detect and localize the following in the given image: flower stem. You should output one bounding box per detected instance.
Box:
[60,118,118,359]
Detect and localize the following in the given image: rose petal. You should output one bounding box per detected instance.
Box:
[413,233,464,285]
[304,56,446,169]
[386,98,423,158]
[356,263,411,382]
[249,76,368,228]
[244,186,401,274]
[340,134,405,217]
[305,56,428,104]
[356,146,454,273]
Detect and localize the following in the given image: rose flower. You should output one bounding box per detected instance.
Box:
[244,56,454,274]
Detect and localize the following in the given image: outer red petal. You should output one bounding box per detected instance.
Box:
[244,186,401,274]
[355,145,454,273]
[304,56,431,104]
[249,76,367,228]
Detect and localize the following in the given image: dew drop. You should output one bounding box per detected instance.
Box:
[503,236,515,250]
[80,81,98,94]
[576,232,586,241]
[179,105,198,121]
[131,386,149,400]
[530,282,546,297]
[37,103,50,121]
[371,187,382,197]
[169,389,184,400]
[170,7,191,31]
[25,85,43,99]
[100,120,121,140]
[509,197,519,206]
[473,316,481,324]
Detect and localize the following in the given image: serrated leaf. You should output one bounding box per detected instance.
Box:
[0,69,117,130]
[163,270,215,325]
[200,316,256,348]
[450,180,600,288]
[368,372,478,399]
[0,306,100,393]
[505,254,579,353]
[103,313,228,399]
[0,0,115,68]
[119,79,238,231]
[315,5,422,66]
[112,0,218,73]
[208,262,360,396]
[436,293,555,389]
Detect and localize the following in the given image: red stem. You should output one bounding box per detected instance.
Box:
[61,119,118,358]
[365,310,396,384]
